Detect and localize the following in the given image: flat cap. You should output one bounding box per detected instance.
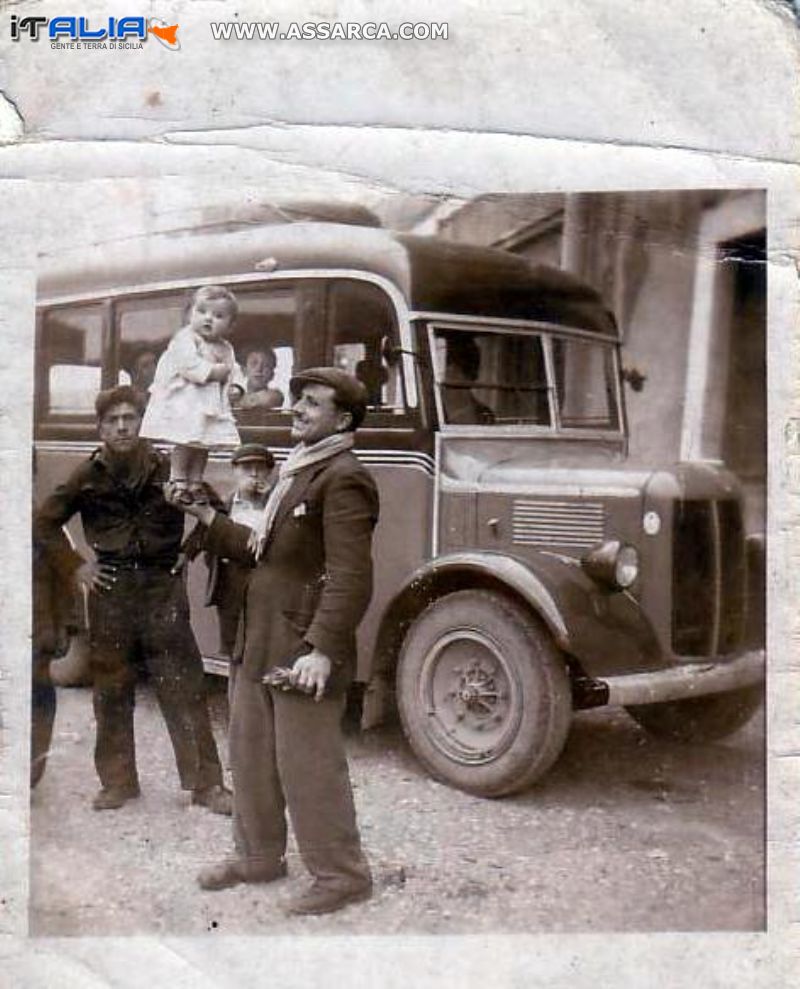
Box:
[289,366,369,428]
[231,443,275,466]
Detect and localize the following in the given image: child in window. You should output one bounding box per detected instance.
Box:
[141,285,246,504]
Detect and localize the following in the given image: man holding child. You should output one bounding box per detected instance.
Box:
[174,367,379,916]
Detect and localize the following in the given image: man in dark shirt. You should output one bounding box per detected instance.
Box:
[34,385,231,814]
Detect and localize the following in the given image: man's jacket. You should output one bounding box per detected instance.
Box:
[201,448,379,696]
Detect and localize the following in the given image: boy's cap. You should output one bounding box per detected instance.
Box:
[231,444,275,466]
[289,367,368,428]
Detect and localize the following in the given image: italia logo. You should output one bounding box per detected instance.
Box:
[148,18,180,50]
[10,14,180,49]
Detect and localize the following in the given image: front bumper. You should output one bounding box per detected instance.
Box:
[601,649,765,707]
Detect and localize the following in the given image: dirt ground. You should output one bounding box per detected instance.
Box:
[29,680,764,936]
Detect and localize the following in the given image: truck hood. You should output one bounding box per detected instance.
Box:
[441,443,653,498]
[441,444,741,501]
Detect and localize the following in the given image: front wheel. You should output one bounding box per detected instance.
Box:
[626,685,764,743]
[396,589,572,797]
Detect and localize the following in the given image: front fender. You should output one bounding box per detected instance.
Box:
[407,551,664,677]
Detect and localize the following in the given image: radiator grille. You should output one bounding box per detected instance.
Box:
[512,499,605,549]
[671,499,746,656]
[716,499,746,653]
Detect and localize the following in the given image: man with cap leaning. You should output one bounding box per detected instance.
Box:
[173,367,379,915]
[34,385,232,814]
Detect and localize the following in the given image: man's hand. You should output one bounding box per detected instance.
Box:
[289,649,332,702]
[246,528,265,558]
[162,483,217,524]
[76,560,117,594]
[170,551,188,576]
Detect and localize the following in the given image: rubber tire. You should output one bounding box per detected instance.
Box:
[626,685,763,743]
[396,589,572,797]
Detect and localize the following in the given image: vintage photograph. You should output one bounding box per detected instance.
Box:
[28,189,767,936]
[1,0,796,984]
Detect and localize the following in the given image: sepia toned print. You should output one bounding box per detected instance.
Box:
[28,190,766,934]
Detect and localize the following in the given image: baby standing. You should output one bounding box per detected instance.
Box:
[141,285,246,501]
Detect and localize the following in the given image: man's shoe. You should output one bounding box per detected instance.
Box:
[92,784,140,811]
[197,858,287,891]
[284,880,372,916]
[191,784,233,816]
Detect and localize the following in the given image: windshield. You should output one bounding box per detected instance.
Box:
[432,326,620,432]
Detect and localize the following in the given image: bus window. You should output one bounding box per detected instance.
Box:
[327,280,405,415]
[117,294,185,405]
[433,327,551,427]
[40,305,105,417]
[117,285,301,426]
[232,287,298,420]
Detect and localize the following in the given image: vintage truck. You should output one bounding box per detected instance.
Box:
[35,213,765,796]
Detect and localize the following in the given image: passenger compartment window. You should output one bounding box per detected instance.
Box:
[328,280,406,417]
[117,284,301,426]
[433,327,551,426]
[117,294,185,403]
[228,287,299,425]
[40,305,105,416]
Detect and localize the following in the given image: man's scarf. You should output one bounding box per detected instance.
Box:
[249,432,354,560]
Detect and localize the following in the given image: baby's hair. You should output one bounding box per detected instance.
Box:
[184,284,239,320]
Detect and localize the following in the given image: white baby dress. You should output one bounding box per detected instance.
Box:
[140,327,246,448]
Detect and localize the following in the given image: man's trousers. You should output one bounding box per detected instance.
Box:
[88,568,223,792]
[228,665,371,889]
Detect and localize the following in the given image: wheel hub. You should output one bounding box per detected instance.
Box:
[455,665,501,714]
[419,630,520,764]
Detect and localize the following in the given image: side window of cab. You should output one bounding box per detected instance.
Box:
[432,325,552,427]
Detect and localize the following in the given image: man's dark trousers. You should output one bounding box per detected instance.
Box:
[228,665,369,887]
[89,566,222,792]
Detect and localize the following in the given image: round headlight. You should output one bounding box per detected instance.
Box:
[581,540,639,591]
[614,545,639,589]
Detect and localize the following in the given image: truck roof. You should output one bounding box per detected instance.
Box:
[38,221,617,336]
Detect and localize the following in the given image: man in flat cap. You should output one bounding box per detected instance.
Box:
[173,368,378,915]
